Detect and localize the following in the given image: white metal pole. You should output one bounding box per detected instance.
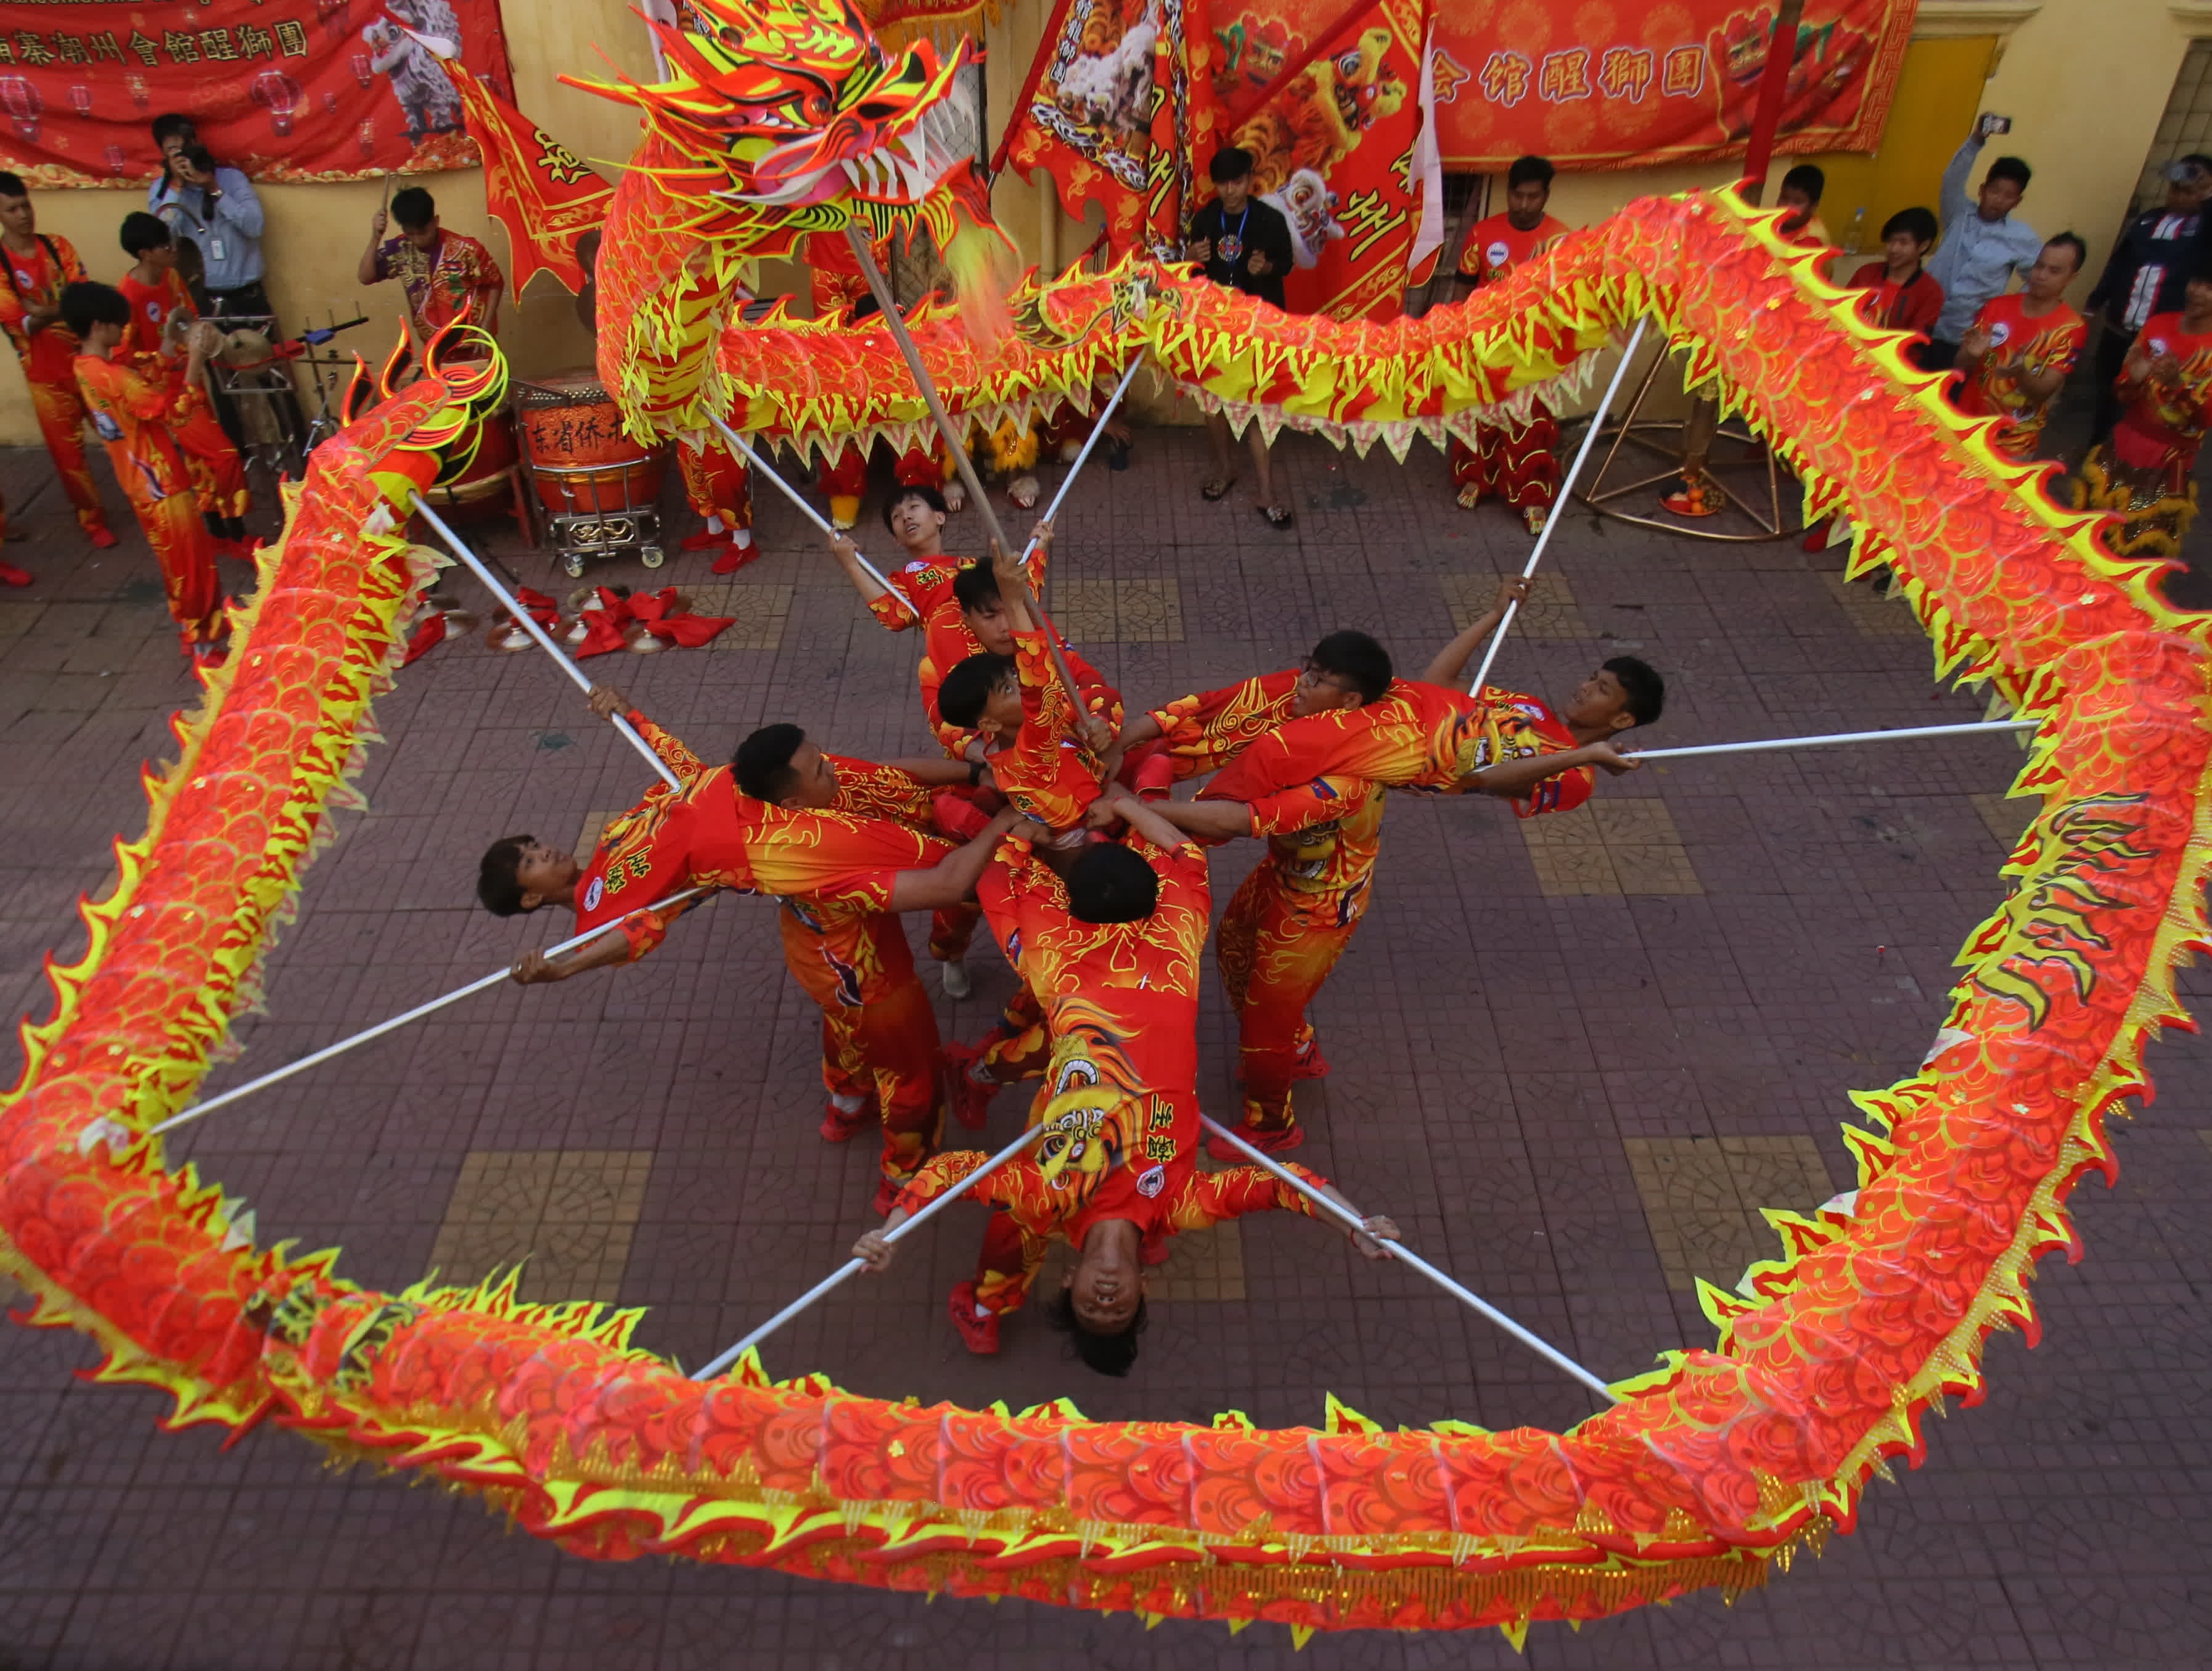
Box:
[152,887,714,1136]
[1200,1115,1619,1403]
[1468,317,1652,697]
[692,1124,1047,1380]
[1023,355,1143,606]
[1631,717,2038,762]
[409,494,683,792]
[703,412,919,622]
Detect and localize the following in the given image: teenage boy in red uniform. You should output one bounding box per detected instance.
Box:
[1954,234,2089,459]
[0,175,113,548]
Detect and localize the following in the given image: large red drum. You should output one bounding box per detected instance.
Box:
[514,369,669,515]
[418,410,519,519]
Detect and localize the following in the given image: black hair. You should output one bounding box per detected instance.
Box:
[1880,206,1938,247]
[120,211,171,257]
[391,186,436,229]
[1986,155,2031,192]
[882,480,948,533]
[0,171,25,200]
[1208,146,1254,186]
[1067,842,1158,924]
[1602,655,1665,727]
[1044,1287,1147,1377]
[2181,154,2212,177]
[937,652,1015,729]
[477,836,536,916]
[734,723,807,803]
[181,144,218,177]
[949,561,1004,615]
[150,113,196,148]
[1308,628,1393,704]
[1780,163,1825,203]
[59,281,129,339]
[2043,231,2087,273]
[1505,155,1555,191]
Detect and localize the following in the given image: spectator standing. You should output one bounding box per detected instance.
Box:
[1448,154,1569,532]
[1953,234,2089,459]
[358,186,503,355]
[153,144,271,323]
[2083,154,2212,443]
[1187,146,1296,528]
[2079,257,2212,556]
[0,174,115,547]
[1846,207,1945,335]
[1923,115,2044,369]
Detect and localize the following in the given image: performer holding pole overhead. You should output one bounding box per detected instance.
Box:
[474,684,1033,1212]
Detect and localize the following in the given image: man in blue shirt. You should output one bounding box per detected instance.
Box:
[1923,116,2044,371]
[150,144,271,324]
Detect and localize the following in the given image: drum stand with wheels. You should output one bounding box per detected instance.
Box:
[512,377,668,579]
[1573,351,1804,543]
[534,503,666,580]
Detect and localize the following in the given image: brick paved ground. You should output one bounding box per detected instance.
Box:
[2,410,2210,1671]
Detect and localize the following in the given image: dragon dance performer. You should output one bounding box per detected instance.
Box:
[60,283,225,662]
[2076,257,2212,556]
[477,688,1022,1210]
[1203,580,1660,811]
[675,433,758,573]
[1952,234,2087,462]
[853,784,1400,1372]
[0,176,115,548]
[1107,631,1395,1156]
[1448,156,1569,533]
[116,213,252,557]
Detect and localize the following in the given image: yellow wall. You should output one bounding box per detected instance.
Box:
[0,0,2194,442]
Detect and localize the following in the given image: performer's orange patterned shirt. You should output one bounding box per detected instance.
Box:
[1145,668,1298,779]
[976,832,1211,1239]
[570,720,755,959]
[117,266,195,359]
[988,626,1120,829]
[1457,212,1567,284]
[73,351,195,503]
[896,1149,1330,1255]
[1956,292,2086,459]
[1203,679,1594,817]
[0,233,88,380]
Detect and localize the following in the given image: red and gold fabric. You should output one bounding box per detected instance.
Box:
[2076,309,2212,556]
[1955,292,2086,461]
[374,231,506,347]
[897,1148,1332,1315]
[676,434,753,533]
[864,545,1051,753]
[976,832,1211,1231]
[72,351,219,643]
[1,234,107,538]
[570,719,754,959]
[445,59,613,299]
[988,626,1120,828]
[1145,667,1298,778]
[1203,678,1593,813]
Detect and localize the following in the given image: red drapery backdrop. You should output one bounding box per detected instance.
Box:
[0,0,514,186]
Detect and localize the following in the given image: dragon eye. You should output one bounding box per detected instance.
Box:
[1335,52,1359,76]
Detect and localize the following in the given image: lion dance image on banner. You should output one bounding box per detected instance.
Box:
[0,0,514,186]
[5,0,2212,1646]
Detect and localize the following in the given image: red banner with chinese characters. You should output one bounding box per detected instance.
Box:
[443,59,609,297]
[0,1,514,187]
[1431,0,1917,170]
[1216,0,1429,321]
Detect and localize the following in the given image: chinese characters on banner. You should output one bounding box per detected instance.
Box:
[0,1,514,187]
[1434,0,1916,170]
[442,60,610,297]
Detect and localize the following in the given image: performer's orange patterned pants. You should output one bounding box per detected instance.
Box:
[1448,400,1561,509]
[778,910,944,1184]
[969,1206,1049,1315]
[174,401,248,522]
[1213,866,1364,1135]
[30,374,110,538]
[678,436,753,532]
[135,488,222,644]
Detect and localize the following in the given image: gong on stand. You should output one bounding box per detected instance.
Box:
[1572,344,1806,545]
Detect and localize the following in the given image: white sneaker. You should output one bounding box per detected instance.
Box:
[940,961,972,998]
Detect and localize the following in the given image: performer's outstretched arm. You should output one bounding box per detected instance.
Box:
[1147,799,1254,840]
[1467,739,1637,799]
[827,532,898,617]
[1086,786,1190,851]
[1422,575,1529,686]
[991,536,1037,633]
[888,806,1035,911]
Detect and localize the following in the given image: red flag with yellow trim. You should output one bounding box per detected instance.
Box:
[441,59,613,299]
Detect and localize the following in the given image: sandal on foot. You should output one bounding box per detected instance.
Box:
[1258,503,1295,529]
[1200,475,1236,501]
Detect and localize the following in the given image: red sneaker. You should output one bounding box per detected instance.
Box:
[941,1041,996,1130]
[947,1281,1001,1355]
[1292,1039,1330,1081]
[710,535,758,575]
[1205,1122,1303,1163]
[1800,517,1832,554]
[89,526,120,549]
[819,1098,870,1143]
[0,560,29,587]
